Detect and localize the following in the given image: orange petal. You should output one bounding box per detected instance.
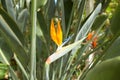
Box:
[92,41,97,48]
[92,37,97,48]
[86,32,93,41]
[56,20,62,46]
[50,19,58,45]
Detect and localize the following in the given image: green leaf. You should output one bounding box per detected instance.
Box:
[37,11,49,42]
[37,0,47,8]
[0,49,19,80]
[84,56,120,80]
[17,9,29,32]
[46,37,85,64]
[71,3,102,55]
[0,15,28,68]
[0,69,7,79]
[0,64,8,71]
[75,3,102,41]
[102,37,120,60]
[64,0,73,30]
[5,0,16,20]
[0,8,25,45]
[0,41,13,62]
[110,3,120,35]
[92,14,108,30]
[0,64,8,79]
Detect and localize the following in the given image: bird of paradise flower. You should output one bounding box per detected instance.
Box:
[45,18,85,64]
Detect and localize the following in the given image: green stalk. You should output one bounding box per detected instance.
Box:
[58,58,63,78]
[45,64,50,80]
[30,0,37,80]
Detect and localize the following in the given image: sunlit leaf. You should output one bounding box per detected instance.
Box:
[46,37,85,64]
[75,3,102,41]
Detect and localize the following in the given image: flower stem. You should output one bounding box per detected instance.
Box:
[30,0,37,80]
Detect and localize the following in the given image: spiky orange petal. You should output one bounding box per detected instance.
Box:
[50,19,58,45]
[86,32,93,41]
[50,19,63,46]
[56,20,62,46]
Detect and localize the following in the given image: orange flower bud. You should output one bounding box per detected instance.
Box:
[86,31,98,48]
[86,32,93,41]
[86,31,94,41]
[92,37,97,48]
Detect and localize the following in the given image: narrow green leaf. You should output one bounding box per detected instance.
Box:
[19,0,25,9]
[37,11,49,42]
[36,23,46,43]
[84,56,120,80]
[0,64,8,71]
[37,0,47,8]
[26,0,31,8]
[0,15,28,68]
[0,69,7,79]
[61,3,102,79]
[70,3,102,55]
[110,3,120,35]
[5,0,16,20]
[45,64,50,80]
[0,8,25,45]
[66,0,81,37]
[0,64,8,79]
[75,0,86,35]
[60,0,66,34]
[92,14,108,30]
[14,54,29,80]
[75,3,102,41]
[74,14,108,68]
[0,49,19,80]
[0,41,13,62]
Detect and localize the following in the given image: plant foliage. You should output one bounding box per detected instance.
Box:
[0,0,119,80]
